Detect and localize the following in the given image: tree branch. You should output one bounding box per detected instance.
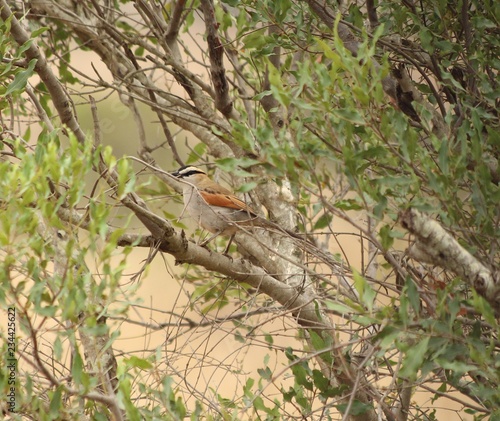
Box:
[199,0,234,118]
[165,0,187,45]
[366,0,379,30]
[399,208,500,313]
[116,231,326,329]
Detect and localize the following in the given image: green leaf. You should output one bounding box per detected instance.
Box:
[243,378,255,400]
[126,355,153,370]
[336,400,373,416]
[268,61,290,107]
[252,396,268,412]
[335,199,363,211]
[242,29,269,50]
[31,26,49,38]
[4,58,37,96]
[312,369,330,392]
[116,157,135,199]
[186,142,207,164]
[399,336,430,380]
[404,277,420,315]
[419,27,435,53]
[376,325,402,350]
[378,224,394,250]
[236,181,258,193]
[71,350,89,388]
[332,108,366,125]
[101,146,116,169]
[436,359,476,375]
[325,300,357,315]
[183,9,195,31]
[313,212,333,230]
[134,46,144,57]
[257,366,273,380]
[309,330,333,365]
[234,330,245,343]
[309,330,327,350]
[49,386,63,418]
[215,156,260,175]
[438,139,449,175]
[353,270,376,311]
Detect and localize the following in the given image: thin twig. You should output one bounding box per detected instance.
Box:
[89,95,101,146]
[25,83,55,131]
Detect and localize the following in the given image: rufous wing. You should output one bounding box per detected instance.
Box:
[199,190,257,216]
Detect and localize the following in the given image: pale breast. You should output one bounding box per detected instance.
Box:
[182,185,259,235]
[183,186,233,234]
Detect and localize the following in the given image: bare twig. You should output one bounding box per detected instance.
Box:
[25,83,55,131]
[89,95,101,146]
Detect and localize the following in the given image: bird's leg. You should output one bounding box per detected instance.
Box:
[222,234,235,255]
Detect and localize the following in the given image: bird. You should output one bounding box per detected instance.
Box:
[171,165,267,251]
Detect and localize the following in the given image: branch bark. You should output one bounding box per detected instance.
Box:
[199,0,235,118]
[400,208,500,313]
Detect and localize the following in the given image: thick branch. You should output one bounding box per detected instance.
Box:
[165,0,187,45]
[116,231,325,330]
[366,0,379,30]
[400,208,500,313]
[199,0,234,118]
